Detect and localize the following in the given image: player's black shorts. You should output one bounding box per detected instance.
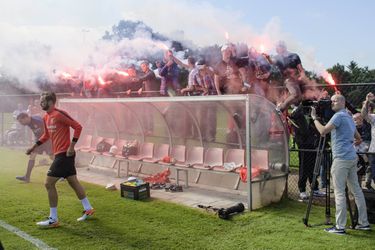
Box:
[47,152,77,178]
[34,140,53,155]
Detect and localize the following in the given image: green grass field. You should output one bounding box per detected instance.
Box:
[0,147,374,250]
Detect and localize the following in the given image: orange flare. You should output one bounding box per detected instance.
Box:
[225,32,229,41]
[98,75,106,85]
[61,72,72,79]
[116,71,129,77]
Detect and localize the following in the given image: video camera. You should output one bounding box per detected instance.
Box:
[302,99,334,124]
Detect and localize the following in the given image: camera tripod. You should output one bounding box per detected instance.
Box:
[302,135,357,228]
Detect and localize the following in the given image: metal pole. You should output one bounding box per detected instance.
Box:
[245,95,252,210]
[217,102,243,149]
[1,112,4,146]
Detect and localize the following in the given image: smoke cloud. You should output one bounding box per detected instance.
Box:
[0,0,331,92]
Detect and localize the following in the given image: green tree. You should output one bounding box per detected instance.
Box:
[327,63,351,84]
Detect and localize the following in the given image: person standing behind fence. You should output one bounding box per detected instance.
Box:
[172,55,199,95]
[124,64,142,97]
[274,41,306,113]
[195,59,217,142]
[214,44,247,143]
[312,94,370,234]
[136,60,159,97]
[155,60,167,96]
[361,92,375,191]
[26,92,94,228]
[136,61,159,135]
[289,105,324,200]
[353,112,373,190]
[214,44,246,95]
[160,50,180,95]
[247,47,272,97]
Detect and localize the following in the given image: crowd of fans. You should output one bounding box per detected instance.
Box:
[55,41,312,112]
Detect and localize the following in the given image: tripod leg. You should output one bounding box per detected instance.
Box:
[325,152,332,225]
[303,136,325,226]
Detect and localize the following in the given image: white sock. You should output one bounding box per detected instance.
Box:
[80,197,93,211]
[49,207,58,220]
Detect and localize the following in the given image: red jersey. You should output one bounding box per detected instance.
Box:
[37,108,82,155]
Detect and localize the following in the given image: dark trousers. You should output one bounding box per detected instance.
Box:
[298,149,319,192]
[368,154,375,183]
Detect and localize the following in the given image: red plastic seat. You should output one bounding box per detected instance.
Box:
[76,134,92,151]
[175,146,204,168]
[193,148,223,170]
[212,149,244,172]
[143,144,170,163]
[79,136,103,153]
[128,142,154,161]
[235,149,269,173]
[159,145,186,165]
[172,145,186,163]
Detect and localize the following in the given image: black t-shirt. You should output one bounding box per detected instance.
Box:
[284,53,301,69]
[139,70,159,93]
[357,121,372,142]
[235,57,249,68]
[273,53,301,72]
[290,105,319,149]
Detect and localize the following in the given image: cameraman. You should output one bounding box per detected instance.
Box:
[289,105,324,200]
[311,94,370,234]
[361,92,375,191]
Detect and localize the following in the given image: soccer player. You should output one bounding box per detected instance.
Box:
[26,92,94,227]
[16,112,53,182]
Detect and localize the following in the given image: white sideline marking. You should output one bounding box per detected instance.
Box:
[0,220,56,250]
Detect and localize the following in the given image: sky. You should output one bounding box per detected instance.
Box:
[0,0,374,86]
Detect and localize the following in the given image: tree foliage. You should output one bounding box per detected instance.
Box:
[326,61,375,106]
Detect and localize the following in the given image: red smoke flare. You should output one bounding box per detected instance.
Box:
[116,71,129,77]
[259,44,265,54]
[98,75,106,86]
[225,32,229,41]
[325,73,335,86]
[157,43,169,51]
[322,71,337,91]
[61,72,72,79]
